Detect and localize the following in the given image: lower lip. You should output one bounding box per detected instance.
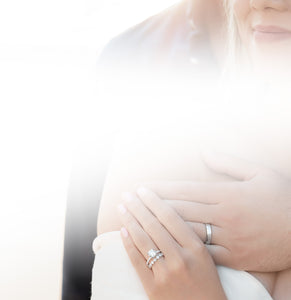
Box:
[253,30,291,43]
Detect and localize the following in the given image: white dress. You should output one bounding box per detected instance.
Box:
[91,231,273,300]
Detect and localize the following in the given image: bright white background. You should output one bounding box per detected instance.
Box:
[0,1,178,299]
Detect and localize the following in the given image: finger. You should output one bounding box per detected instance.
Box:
[186,222,225,246]
[165,200,218,224]
[202,150,262,181]
[118,204,166,274]
[206,244,234,269]
[120,227,154,290]
[122,192,179,257]
[137,181,239,204]
[121,197,224,246]
[136,187,202,248]
[117,204,159,259]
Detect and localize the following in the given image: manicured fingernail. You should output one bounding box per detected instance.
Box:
[117,204,127,215]
[121,227,128,238]
[137,186,148,197]
[122,192,134,202]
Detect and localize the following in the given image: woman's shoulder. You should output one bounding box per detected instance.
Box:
[97,0,194,69]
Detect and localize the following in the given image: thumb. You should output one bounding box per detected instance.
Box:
[201,150,261,181]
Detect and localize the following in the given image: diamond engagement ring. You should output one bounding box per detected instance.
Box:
[205,223,212,245]
[146,249,164,269]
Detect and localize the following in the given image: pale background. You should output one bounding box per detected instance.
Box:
[0,0,178,299]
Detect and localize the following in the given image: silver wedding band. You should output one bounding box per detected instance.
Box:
[205,223,212,245]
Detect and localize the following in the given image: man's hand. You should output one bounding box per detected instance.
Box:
[139,151,291,272]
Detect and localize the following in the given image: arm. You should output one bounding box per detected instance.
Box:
[141,150,291,272]
[96,130,284,296]
[97,130,223,235]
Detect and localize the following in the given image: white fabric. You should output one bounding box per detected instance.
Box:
[91,231,273,300]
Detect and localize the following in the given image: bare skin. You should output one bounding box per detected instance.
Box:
[119,189,228,300]
[96,1,291,298]
[233,0,291,77]
[97,115,291,299]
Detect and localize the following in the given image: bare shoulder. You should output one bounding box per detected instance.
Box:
[97,129,216,235]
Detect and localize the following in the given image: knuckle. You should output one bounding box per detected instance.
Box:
[220,208,240,226]
[192,241,208,256]
[131,255,145,270]
[127,198,140,211]
[156,270,171,287]
[132,230,144,245]
[126,242,137,258]
[209,207,221,225]
[169,254,188,274]
[125,218,137,231]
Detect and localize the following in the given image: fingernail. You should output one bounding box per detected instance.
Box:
[117,204,127,215]
[122,192,134,202]
[121,227,128,238]
[137,186,148,197]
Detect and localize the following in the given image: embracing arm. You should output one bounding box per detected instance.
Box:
[96,130,230,299]
[97,130,221,235]
[96,130,291,298]
[141,151,291,272]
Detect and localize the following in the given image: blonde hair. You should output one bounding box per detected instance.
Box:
[223,0,250,77]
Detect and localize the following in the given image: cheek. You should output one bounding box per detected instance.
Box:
[233,0,250,23]
[233,0,251,40]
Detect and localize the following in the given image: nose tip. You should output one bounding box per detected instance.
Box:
[250,0,288,11]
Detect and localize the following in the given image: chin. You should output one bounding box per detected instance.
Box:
[248,42,291,73]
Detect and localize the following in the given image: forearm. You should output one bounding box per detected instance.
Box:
[97,130,224,235]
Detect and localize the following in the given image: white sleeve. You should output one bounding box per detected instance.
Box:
[91,231,148,300]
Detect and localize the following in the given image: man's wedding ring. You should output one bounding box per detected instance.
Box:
[205,223,212,245]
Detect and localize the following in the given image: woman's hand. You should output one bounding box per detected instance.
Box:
[117,187,227,300]
[139,151,291,272]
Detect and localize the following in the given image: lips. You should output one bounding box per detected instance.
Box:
[253,25,291,42]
